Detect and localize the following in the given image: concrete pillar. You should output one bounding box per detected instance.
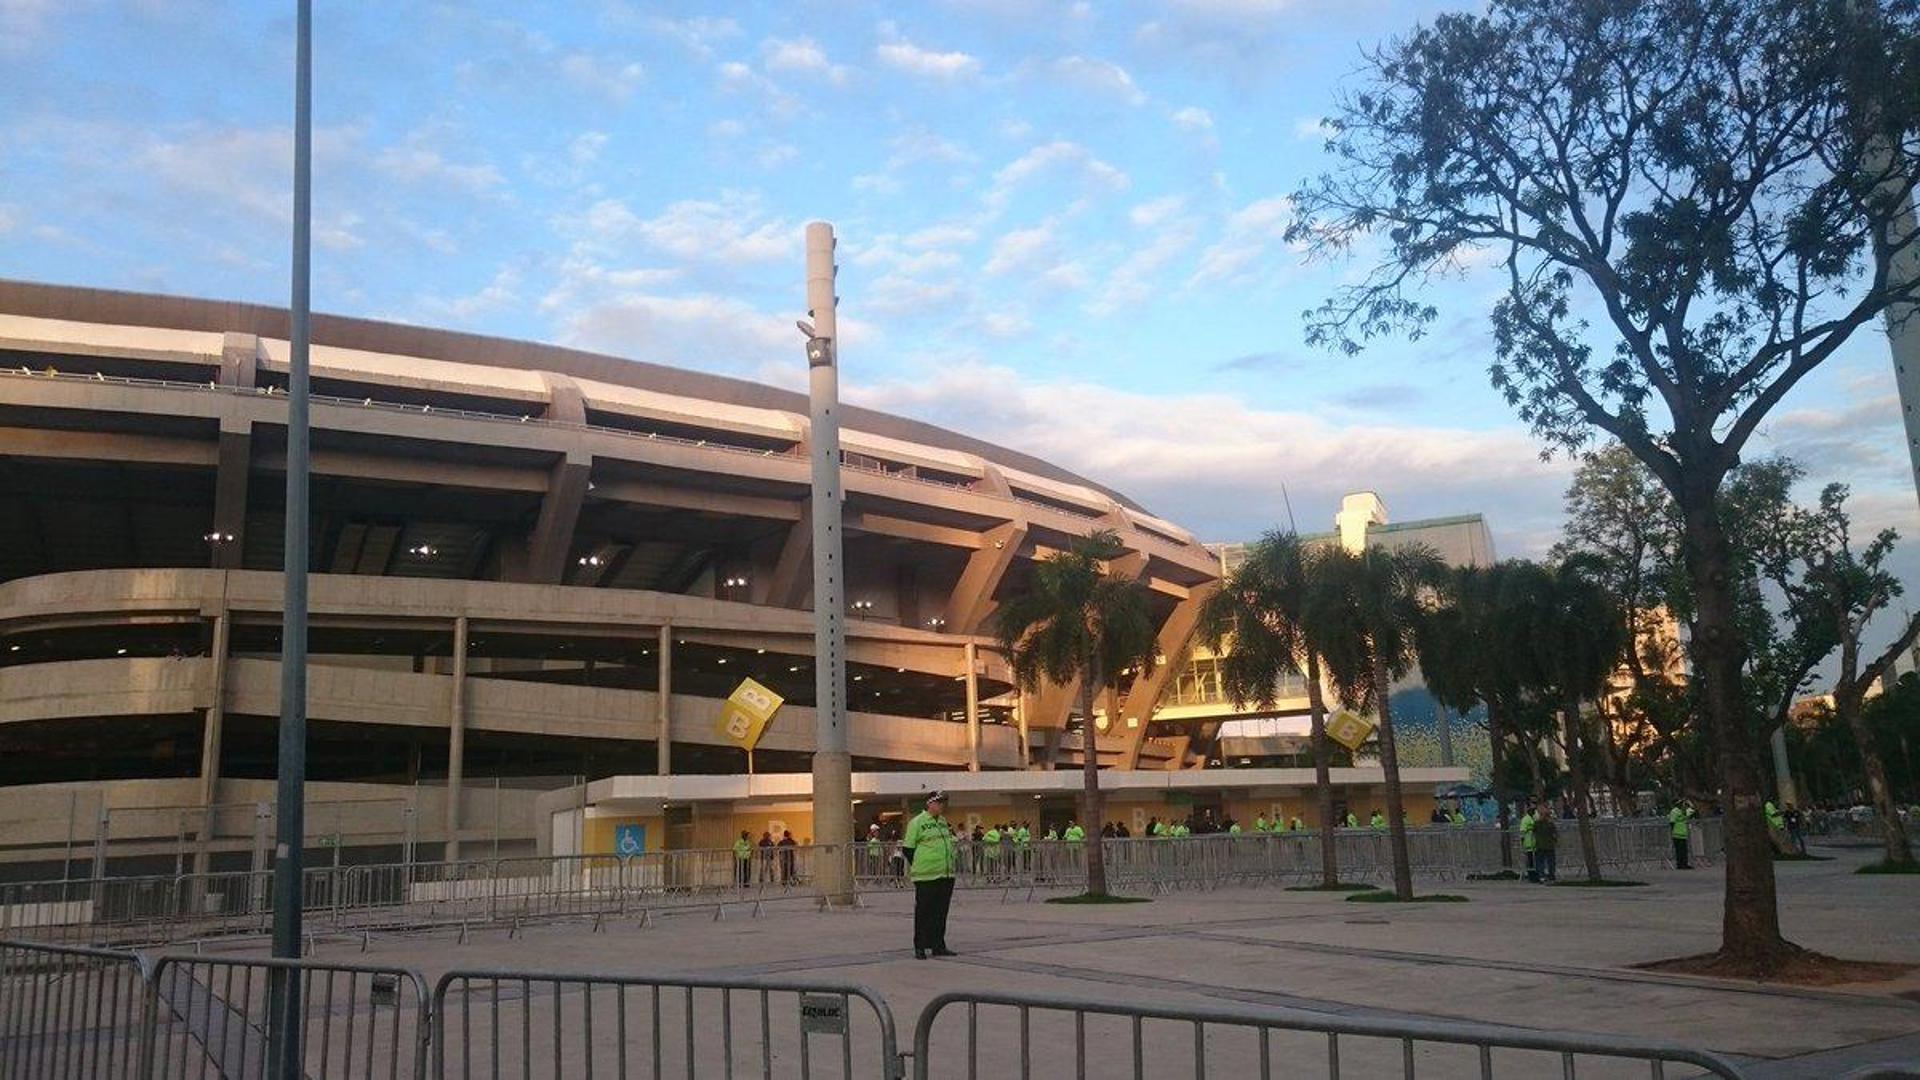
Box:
[657,624,673,775]
[445,616,469,862]
[193,612,232,883]
[210,421,251,569]
[964,641,981,772]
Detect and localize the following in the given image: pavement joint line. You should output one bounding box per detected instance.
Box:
[1183,931,1920,1012]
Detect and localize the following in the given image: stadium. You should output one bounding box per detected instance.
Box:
[0,280,1462,875]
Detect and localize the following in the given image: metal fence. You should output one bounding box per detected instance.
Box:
[0,940,1757,1079]
[0,939,150,1078]
[0,820,1723,947]
[431,969,900,1079]
[142,954,430,1079]
[910,989,1752,1079]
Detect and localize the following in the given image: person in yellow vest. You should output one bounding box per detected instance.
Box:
[864,823,884,878]
[1448,807,1467,826]
[1521,804,1539,881]
[982,823,1002,875]
[1015,822,1032,872]
[1289,816,1304,832]
[1344,811,1360,829]
[1669,800,1697,869]
[733,830,753,887]
[1043,825,1058,842]
[1228,819,1243,835]
[1172,820,1191,838]
[1369,810,1386,832]
[1063,821,1086,842]
[902,791,958,959]
[1254,815,1270,833]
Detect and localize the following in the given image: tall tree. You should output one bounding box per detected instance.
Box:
[1288,0,1920,969]
[1199,531,1343,886]
[1419,562,1534,867]
[1304,543,1449,900]
[1504,558,1629,883]
[996,529,1159,898]
[1787,485,1920,866]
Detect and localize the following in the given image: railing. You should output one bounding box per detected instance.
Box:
[911,989,1752,1079]
[0,821,1722,947]
[0,940,1752,1079]
[0,939,151,1077]
[431,968,900,1079]
[143,954,430,1079]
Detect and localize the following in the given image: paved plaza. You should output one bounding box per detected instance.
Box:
[263,844,1920,1077]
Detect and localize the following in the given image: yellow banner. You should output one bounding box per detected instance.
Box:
[716,677,784,752]
[1325,710,1376,753]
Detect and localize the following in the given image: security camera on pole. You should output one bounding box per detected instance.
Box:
[800,221,854,905]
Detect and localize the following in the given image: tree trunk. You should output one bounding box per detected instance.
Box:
[1680,495,1790,967]
[1079,654,1109,897]
[1305,651,1340,887]
[1525,737,1547,810]
[1564,691,1602,883]
[1372,650,1414,901]
[1835,684,1914,866]
[1487,699,1513,869]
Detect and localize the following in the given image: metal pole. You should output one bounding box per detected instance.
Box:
[446,616,469,863]
[270,0,312,1071]
[656,623,672,775]
[804,221,854,903]
[965,642,981,772]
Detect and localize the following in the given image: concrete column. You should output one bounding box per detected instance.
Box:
[445,616,469,862]
[964,642,981,772]
[193,612,232,879]
[210,421,251,569]
[1017,691,1032,770]
[657,624,673,775]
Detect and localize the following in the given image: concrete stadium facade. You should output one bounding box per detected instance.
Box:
[0,281,1248,872]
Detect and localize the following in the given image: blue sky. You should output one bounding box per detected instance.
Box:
[2,0,1915,591]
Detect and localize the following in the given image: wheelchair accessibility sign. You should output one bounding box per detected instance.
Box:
[614,824,646,858]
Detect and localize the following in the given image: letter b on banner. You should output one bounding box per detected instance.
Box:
[716,677,784,752]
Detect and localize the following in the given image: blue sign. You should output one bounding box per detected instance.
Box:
[614,824,646,858]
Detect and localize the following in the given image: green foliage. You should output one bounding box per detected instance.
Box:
[1792,673,1920,805]
[1856,859,1920,874]
[994,528,1159,697]
[1198,531,1319,710]
[1284,882,1378,892]
[1302,543,1449,712]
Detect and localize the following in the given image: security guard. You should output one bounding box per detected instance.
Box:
[1669,800,1697,869]
[733,830,753,887]
[1254,814,1270,833]
[1369,810,1386,832]
[902,791,958,959]
[1521,805,1539,880]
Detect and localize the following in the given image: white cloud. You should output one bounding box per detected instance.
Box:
[0,203,16,235]
[641,15,741,59]
[875,34,981,80]
[0,0,54,53]
[374,143,505,195]
[411,266,522,323]
[707,119,747,140]
[762,36,851,84]
[1045,56,1147,106]
[560,53,645,102]
[569,131,609,165]
[717,60,801,118]
[1293,116,1334,141]
[1171,106,1214,132]
[755,142,799,169]
[846,360,1570,548]
[1190,195,1294,285]
[887,131,975,169]
[1091,200,1202,315]
[984,220,1088,289]
[865,274,966,318]
[905,223,978,249]
[988,140,1129,211]
[852,173,903,195]
[564,192,798,267]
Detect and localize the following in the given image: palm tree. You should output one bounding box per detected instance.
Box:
[1198,531,1342,887]
[1304,542,1448,900]
[1503,557,1627,883]
[1419,562,1530,869]
[996,528,1159,898]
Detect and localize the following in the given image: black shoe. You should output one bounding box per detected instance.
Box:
[914,949,928,960]
[931,948,958,957]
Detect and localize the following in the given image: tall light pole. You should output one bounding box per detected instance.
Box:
[269,0,313,1070]
[802,222,853,904]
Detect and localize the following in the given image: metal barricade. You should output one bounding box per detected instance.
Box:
[910,989,1751,1079]
[0,939,151,1077]
[143,953,431,1079]
[431,968,902,1079]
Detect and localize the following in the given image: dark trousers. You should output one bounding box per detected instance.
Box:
[913,877,954,953]
[1536,850,1557,882]
[1673,837,1690,869]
